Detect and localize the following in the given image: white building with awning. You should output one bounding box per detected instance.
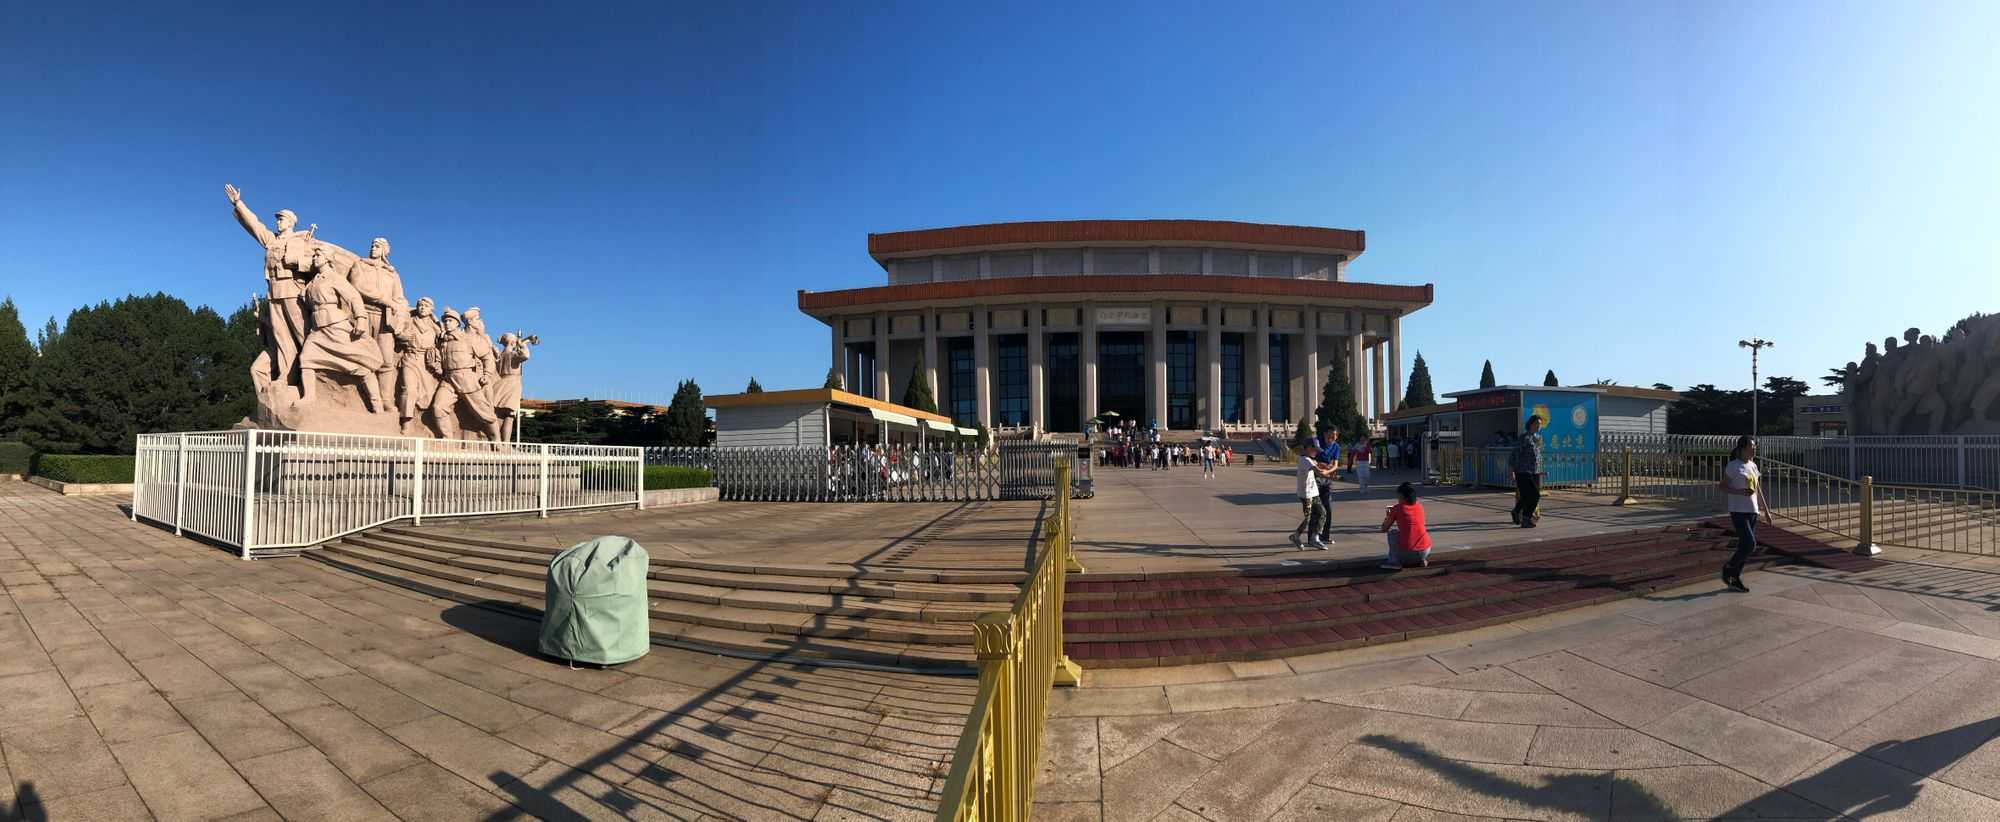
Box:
[707,387,966,448]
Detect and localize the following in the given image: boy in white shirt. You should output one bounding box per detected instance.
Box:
[1719,435,1771,592]
[1291,444,1332,549]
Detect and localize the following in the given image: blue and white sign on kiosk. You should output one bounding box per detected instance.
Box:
[1442,386,1603,486]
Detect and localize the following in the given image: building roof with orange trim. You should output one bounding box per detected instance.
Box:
[798,275,1431,318]
[867,219,1365,264]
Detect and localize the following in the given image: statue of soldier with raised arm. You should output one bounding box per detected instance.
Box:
[225,184,317,393]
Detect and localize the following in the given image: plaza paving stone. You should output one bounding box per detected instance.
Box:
[0,491,971,820]
[1038,548,2000,821]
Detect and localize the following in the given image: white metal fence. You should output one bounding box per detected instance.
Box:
[645,442,1089,502]
[134,430,642,559]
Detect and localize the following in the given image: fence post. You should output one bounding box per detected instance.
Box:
[538,444,551,518]
[238,431,256,560]
[1847,438,1857,481]
[1958,436,1969,489]
[634,449,646,510]
[1855,475,1880,556]
[1615,447,1634,506]
[971,614,1020,819]
[411,439,426,526]
[1471,447,1482,487]
[172,433,188,536]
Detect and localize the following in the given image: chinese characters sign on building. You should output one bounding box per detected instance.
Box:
[1095,307,1152,326]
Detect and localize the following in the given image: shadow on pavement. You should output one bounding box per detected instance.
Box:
[1368,713,2000,818]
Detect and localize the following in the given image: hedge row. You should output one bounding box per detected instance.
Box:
[644,465,712,490]
[0,442,31,475]
[33,454,137,485]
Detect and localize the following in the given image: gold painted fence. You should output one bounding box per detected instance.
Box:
[936,461,1084,822]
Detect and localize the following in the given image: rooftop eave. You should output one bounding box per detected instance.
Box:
[798,275,1433,321]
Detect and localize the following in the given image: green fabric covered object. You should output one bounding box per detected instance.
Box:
[539,536,652,665]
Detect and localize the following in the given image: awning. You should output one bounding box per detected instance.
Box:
[957,427,979,437]
[869,408,920,429]
[924,419,956,433]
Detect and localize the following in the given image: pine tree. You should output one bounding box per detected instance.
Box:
[745,377,763,393]
[1543,370,1559,387]
[1294,417,1313,445]
[822,367,842,390]
[663,379,707,446]
[901,352,937,413]
[1314,364,1370,444]
[0,298,37,442]
[1479,360,1497,389]
[1401,351,1436,409]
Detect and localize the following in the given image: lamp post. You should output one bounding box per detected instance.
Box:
[1738,338,1774,434]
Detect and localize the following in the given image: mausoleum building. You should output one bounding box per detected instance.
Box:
[797,219,1433,435]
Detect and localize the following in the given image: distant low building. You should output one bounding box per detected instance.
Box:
[1794,394,1847,436]
[518,398,667,419]
[1595,385,1677,435]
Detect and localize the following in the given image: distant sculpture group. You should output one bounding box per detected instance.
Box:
[227,184,536,440]
[1842,314,1999,435]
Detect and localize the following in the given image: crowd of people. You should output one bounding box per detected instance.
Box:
[1093,419,1231,476]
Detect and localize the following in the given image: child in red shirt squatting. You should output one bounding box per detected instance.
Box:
[1379,482,1433,570]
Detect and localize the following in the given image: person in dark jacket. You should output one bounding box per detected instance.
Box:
[1509,415,1545,527]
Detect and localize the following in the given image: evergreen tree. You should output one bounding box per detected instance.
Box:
[745,377,763,393]
[1651,383,1675,391]
[1313,361,1370,444]
[901,353,937,413]
[1401,350,1436,409]
[0,298,37,442]
[18,294,253,453]
[975,422,990,450]
[822,367,842,390]
[1479,360,1497,389]
[1543,370,1559,387]
[1294,417,1313,445]
[663,379,707,446]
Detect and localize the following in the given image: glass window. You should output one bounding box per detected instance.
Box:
[1168,331,1195,430]
[1220,333,1244,424]
[1269,334,1290,423]
[893,258,932,284]
[1094,250,1148,274]
[996,335,1028,427]
[989,253,1033,278]
[1300,255,1336,280]
[1159,248,1202,274]
[1255,253,1293,278]
[1048,333,1080,431]
[940,255,979,281]
[947,338,976,426]
[1041,250,1083,276]
[1211,251,1249,276]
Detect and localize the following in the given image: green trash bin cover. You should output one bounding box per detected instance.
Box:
[539,535,651,666]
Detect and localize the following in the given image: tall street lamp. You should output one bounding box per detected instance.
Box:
[1738,338,1775,434]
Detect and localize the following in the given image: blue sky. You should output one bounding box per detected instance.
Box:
[3,1,1994,405]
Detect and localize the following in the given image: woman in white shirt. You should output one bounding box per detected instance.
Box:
[1719,435,1771,592]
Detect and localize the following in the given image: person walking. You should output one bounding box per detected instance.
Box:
[1291,444,1331,549]
[1312,431,1341,546]
[1720,435,1771,592]
[1202,442,1216,478]
[1353,439,1373,495]
[1510,415,1545,527]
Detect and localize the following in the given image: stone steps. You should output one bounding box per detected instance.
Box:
[1062,521,1880,668]
[304,524,1032,672]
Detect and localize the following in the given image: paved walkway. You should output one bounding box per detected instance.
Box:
[1074,463,1708,575]
[1035,551,2000,820]
[0,493,968,821]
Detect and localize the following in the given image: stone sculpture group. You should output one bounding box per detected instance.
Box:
[1841,315,2000,435]
[227,184,535,440]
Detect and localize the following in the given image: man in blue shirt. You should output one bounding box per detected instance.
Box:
[1312,429,1341,545]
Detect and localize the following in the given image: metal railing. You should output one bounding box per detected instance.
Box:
[936,461,1082,822]
[134,430,642,559]
[680,442,1088,503]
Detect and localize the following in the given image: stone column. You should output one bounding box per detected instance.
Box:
[1254,304,1271,428]
[924,309,939,403]
[973,306,991,426]
[1372,337,1387,420]
[830,314,845,390]
[1347,311,1367,419]
[1150,300,1167,430]
[874,311,891,402]
[1028,304,1045,431]
[1304,309,1320,429]
[1081,302,1098,425]
[1205,301,1223,431]
[1389,313,1403,412]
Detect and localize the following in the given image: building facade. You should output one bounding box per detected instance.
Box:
[797,220,1433,435]
[1794,394,1848,436]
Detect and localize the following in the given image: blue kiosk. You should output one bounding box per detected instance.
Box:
[1442,386,1603,487]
